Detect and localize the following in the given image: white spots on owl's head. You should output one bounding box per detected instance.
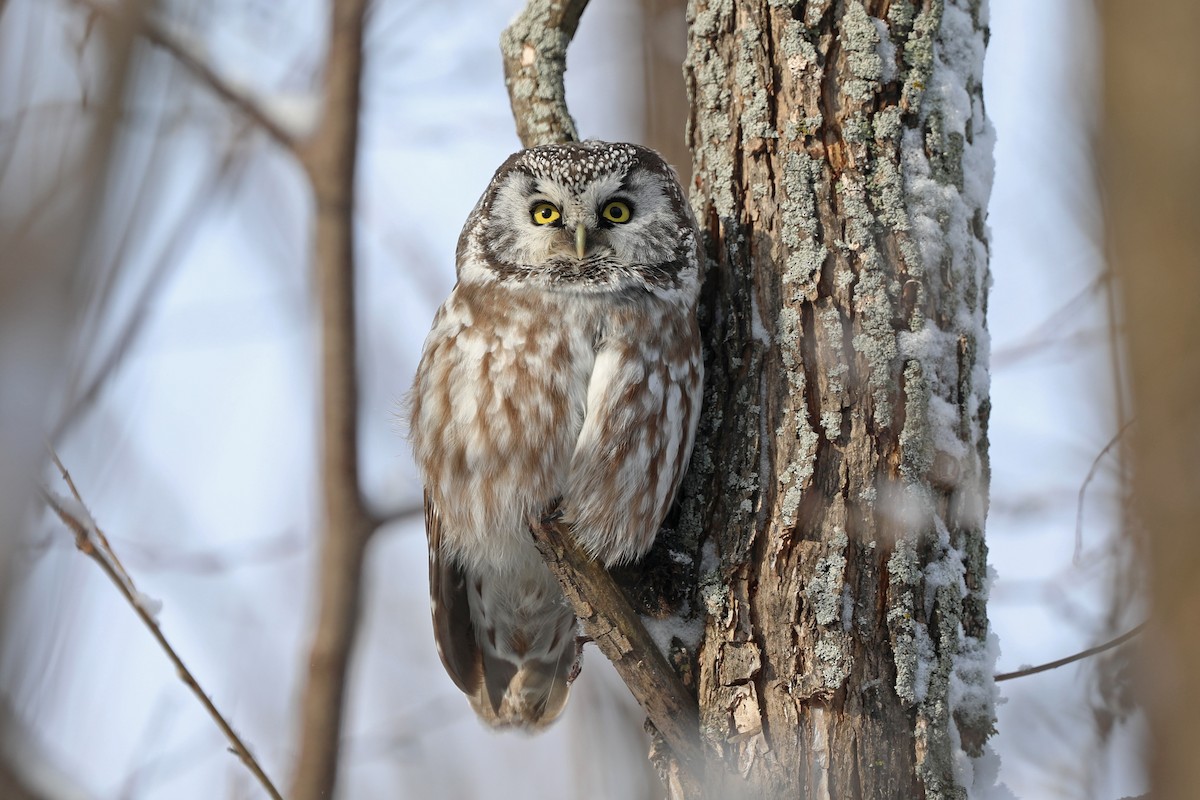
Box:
[516,141,640,191]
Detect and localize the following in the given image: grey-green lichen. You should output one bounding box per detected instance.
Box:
[925,110,966,189]
[816,305,847,440]
[736,16,775,141]
[873,106,903,143]
[685,0,737,219]
[779,151,826,297]
[887,0,917,33]
[886,537,922,704]
[499,1,579,146]
[814,630,852,689]
[804,0,832,29]
[699,566,732,624]
[842,111,873,144]
[779,17,818,71]
[777,428,817,527]
[806,532,854,690]
[901,1,942,110]
[867,156,909,232]
[899,359,933,482]
[839,174,899,428]
[806,529,849,626]
[776,306,805,391]
[841,1,882,103]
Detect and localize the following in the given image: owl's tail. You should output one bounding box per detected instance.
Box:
[430,542,580,730]
[465,569,579,730]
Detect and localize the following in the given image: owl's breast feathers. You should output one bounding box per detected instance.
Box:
[410,276,701,730]
[409,281,701,573]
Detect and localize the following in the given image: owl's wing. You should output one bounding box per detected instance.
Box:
[424,492,482,696]
[566,317,703,565]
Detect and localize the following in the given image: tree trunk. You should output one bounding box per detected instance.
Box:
[670,0,996,796]
[1101,2,1200,798]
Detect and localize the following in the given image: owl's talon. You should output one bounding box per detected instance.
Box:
[540,499,565,525]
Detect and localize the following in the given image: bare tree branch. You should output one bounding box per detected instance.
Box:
[1074,419,1134,564]
[528,515,703,771]
[41,458,283,800]
[67,0,299,152]
[995,623,1146,682]
[288,0,372,797]
[500,0,590,148]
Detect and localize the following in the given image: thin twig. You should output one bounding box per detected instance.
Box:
[527,515,703,771]
[67,0,298,152]
[994,622,1146,682]
[1073,419,1135,564]
[47,447,136,591]
[41,462,283,800]
[500,0,591,148]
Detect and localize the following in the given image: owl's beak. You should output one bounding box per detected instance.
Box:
[575,222,587,259]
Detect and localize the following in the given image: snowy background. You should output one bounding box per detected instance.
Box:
[0,0,1140,797]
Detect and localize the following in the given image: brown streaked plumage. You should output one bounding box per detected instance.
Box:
[408,141,702,730]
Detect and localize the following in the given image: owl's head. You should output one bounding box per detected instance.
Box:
[458,141,699,297]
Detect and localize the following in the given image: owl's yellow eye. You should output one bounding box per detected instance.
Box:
[530,202,561,225]
[602,200,632,224]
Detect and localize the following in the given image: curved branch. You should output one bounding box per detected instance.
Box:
[527,515,703,771]
[500,0,590,148]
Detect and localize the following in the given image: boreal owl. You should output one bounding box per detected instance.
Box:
[408,140,702,729]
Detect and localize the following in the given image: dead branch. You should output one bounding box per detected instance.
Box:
[287,0,372,797]
[994,622,1146,682]
[67,0,298,152]
[500,0,590,148]
[528,515,703,770]
[41,460,282,800]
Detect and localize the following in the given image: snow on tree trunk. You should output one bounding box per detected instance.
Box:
[663,0,998,796]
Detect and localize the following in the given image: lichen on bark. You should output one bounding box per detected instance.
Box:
[674,0,997,796]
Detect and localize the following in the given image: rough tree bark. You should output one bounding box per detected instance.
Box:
[664,0,997,796]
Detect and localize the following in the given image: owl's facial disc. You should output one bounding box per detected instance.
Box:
[471,141,696,293]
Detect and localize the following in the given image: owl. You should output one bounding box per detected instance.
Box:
[408,140,703,730]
